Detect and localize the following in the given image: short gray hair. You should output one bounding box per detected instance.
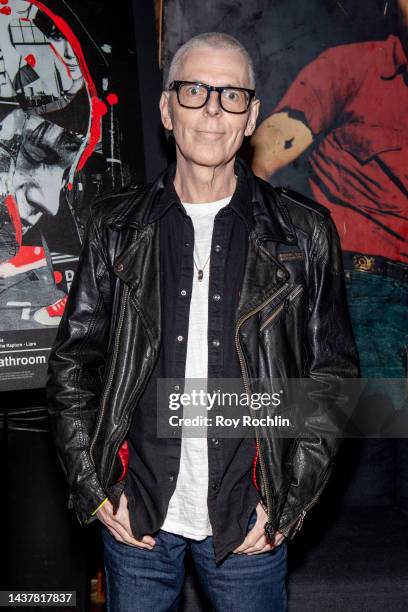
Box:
[165,32,255,90]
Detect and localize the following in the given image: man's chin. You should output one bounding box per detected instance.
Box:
[183,151,236,168]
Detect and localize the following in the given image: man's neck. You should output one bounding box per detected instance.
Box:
[173,155,237,203]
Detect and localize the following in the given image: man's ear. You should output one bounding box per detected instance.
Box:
[244,98,260,137]
[159,91,173,132]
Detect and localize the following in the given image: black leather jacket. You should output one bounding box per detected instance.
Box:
[47,157,359,542]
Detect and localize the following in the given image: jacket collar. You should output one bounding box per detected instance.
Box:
[380,34,408,80]
[146,158,253,232]
[109,156,297,246]
[113,156,296,329]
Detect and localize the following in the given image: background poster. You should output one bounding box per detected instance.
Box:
[0,0,143,390]
[163,0,408,406]
[163,0,407,264]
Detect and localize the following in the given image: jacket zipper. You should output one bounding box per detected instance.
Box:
[286,284,303,304]
[280,463,333,537]
[235,280,290,535]
[89,284,130,465]
[258,284,303,332]
[104,343,157,496]
[259,303,285,332]
[97,288,159,507]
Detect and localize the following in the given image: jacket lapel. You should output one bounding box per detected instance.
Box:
[235,232,289,324]
[106,156,298,345]
[235,165,297,322]
[112,223,161,349]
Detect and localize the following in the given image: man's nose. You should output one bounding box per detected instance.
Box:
[42,178,62,216]
[25,175,62,217]
[204,90,222,115]
[63,40,75,60]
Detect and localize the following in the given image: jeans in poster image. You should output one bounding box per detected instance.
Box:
[345,269,408,410]
[101,508,288,612]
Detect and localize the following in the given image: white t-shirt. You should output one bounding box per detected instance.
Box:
[160,195,232,539]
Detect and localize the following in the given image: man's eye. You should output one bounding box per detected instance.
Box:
[21,143,48,165]
[224,89,239,100]
[186,85,202,96]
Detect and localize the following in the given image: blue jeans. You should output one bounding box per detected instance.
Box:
[344,271,408,409]
[101,508,288,611]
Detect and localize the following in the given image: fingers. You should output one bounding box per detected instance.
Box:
[233,531,274,554]
[115,494,156,546]
[232,505,267,554]
[232,527,286,555]
[246,541,274,555]
[96,494,156,549]
[232,521,267,554]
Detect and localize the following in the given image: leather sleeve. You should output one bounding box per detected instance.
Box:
[278,213,359,538]
[46,212,111,525]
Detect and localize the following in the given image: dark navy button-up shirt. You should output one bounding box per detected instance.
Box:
[124,159,261,565]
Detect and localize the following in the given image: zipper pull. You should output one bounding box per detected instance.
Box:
[294,510,307,535]
[264,521,276,542]
[111,490,121,515]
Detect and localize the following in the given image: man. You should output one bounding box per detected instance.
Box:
[251,0,408,408]
[47,32,358,611]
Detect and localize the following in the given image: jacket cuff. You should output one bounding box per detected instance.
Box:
[91,497,109,516]
[68,471,108,525]
[278,511,306,540]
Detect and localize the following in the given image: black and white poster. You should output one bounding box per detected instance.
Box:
[0,0,143,390]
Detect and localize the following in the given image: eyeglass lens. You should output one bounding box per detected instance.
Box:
[178,83,250,112]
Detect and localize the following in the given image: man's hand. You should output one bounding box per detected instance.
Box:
[232,502,286,555]
[96,492,156,549]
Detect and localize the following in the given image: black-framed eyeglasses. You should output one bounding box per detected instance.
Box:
[168,80,256,114]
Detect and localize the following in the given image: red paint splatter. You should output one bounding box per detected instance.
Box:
[0,6,11,14]
[0,0,9,5]
[25,54,36,67]
[54,270,63,284]
[50,43,71,78]
[5,195,22,247]
[106,92,118,106]
[67,182,73,191]
[28,1,105,173]
[8,246,45,268]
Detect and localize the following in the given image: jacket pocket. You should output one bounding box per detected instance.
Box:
[259,284,304,333]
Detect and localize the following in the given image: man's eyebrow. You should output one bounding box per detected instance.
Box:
[22,137,62,165]
[56,129,84,152]
[185,80,246,88]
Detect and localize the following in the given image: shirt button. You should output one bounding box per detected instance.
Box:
[212,339,220,347]
[277,268,286,280]
[212,293,221,301]
[211,482,219,491]
[180,289,187,296]
[169,474,175,481]
[211,438,219,445]
[214,244,222,253]
[177,335,184,342]
[174,384,180,391]
[184,242,190,247]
